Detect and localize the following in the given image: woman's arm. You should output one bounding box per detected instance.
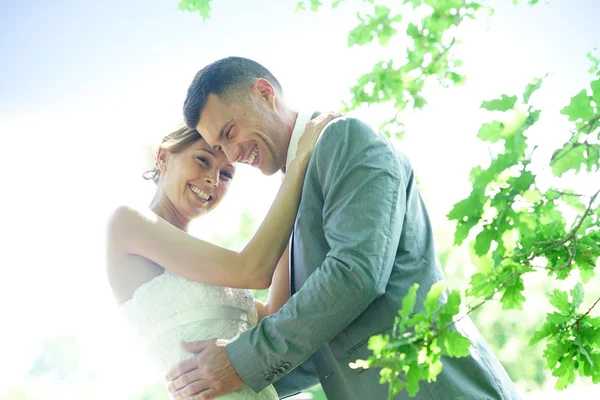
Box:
[106,112,340,290]
[254,243,291,322]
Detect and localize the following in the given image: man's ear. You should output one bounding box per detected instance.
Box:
[157,148,168,173]
[253,78,276,107]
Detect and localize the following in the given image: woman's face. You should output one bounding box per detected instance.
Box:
[159,138,235,219]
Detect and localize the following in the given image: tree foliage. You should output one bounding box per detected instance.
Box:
[179,0,600,397]
[178,0,213,20]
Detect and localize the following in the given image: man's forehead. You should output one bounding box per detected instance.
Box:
[197,95,231,144]
[196,117,218,143]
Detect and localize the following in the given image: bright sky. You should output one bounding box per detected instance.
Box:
[1,0,598,398]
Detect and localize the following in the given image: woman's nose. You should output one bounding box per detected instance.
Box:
[205,172,219,187]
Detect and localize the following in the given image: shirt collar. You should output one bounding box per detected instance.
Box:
[285,112,313,172]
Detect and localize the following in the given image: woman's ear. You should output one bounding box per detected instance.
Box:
[157,148,168,173]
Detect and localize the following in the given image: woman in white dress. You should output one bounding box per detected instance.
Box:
[106,112,338,399]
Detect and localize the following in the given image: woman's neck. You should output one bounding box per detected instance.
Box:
[149,190,190,231]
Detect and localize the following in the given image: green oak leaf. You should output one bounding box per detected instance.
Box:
[437,290,461,328]
[530,321,556,345]
[545,190,561,201]
[439,330,471,357]
[570,283,585,309]
[578,323,600,348]
[474,227,496,256]
[589,354,600,383]
[588,51,600,75]
[296,0,323,12]
[575,252,596,283]
[468,273,496,299]
[398,284,419,333]
[178,0,212,20]
[553,354,577,390]
[368,334,389,353]
[560,89,595,122]
[406,312,428,328]
[551,144,586,176]
[591,78,600,106]
[562,192,588,212]
[481,94,517,111]
[426,358,444,380]
[549,289,571,314]
[575,339,595,370]
[406,363,421,397]
[523,76,545,103]
[544,338,571,369]
[522,189,543,203]
[509,170,535,191]
[477,121,505,143]
[447,193,484,220]
[583,316,600,329]
[501,276,526,309]
[424,281,446,318]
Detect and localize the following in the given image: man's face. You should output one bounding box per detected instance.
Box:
[196,84,289,176]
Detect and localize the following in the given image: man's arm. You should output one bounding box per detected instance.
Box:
[227,117,406,392]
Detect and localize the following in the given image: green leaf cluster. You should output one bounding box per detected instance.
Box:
[350,282,470,398]
[178,0,212,20]
[344,0,478,116]
[348,6,402,47]
[530,284,600,388]
[551,78,600,176]
[448,75,600,389]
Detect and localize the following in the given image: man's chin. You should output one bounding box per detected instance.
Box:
[257,161,281,176]
[260,166,279,176]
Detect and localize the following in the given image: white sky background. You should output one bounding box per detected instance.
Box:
[0,0,598,397]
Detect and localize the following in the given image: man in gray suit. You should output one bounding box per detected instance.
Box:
[167,57,519,399]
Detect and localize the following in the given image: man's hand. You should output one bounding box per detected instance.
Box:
[166,338,245,400]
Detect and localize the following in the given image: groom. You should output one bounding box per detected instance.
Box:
[166,57,519,399]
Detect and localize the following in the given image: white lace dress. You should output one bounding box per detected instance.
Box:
[120,271,278,400]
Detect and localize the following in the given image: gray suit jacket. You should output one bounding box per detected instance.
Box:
[228,116,520,399]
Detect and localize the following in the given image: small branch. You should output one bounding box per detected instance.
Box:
[573,295,600,330]
[581,296,600,320]
[546,236,577,271]
[585,115,600,135]
[433,271,522,341]
[550,142,576,166]
[547,190,588,198]
[531,188,600,257]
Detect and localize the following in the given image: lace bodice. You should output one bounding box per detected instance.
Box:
[120,271,278,400]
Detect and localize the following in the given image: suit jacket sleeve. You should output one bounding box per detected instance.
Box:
[227,117,405,393]
[272,358,319,398]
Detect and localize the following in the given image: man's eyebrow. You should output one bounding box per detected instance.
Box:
[217,119,233,142]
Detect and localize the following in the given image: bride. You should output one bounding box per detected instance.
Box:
[106,113,339,399]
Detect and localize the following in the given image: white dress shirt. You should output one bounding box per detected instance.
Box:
[285,111,339,172]
[285,112,313,172]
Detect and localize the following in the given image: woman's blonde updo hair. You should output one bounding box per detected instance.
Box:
[143,124,203,184]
